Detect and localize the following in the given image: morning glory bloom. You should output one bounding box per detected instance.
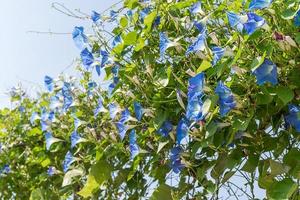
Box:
[243,13,265,35]
[45,132,62,151]
[129,129,139,159]
[112,35,122,47]
[100,50,110,68]
[127,10,133,19]
[157,121,173,137]
[153,16,161,27]
[188,72,205,100]
[140,7,151,21]
[190,2,202,14]
[80,48,94,70]
[215,81,236,117]
[295,11,300,27]
[110,10,118,21]
[116,122,128,140]
[227,12,244,32]
[63,151,75,173]
[30,112,39,125]
[253,59,278,85]
[41,121,48,132]
[62,83,73,111]
[170,146,184,174]
[211,46,225,66]
[159,32,171,60]
[91,11,101,22]
[119,108,131,123]
[44,76,54,92]
[194,22,206,34]
[74,118,81,130]
[70,131,84,148]
[72,26,88,50]
[2,165,10,174]
[108,103,118,119]
[186,33,206,55]
[285,104,300,132]
[134,102,144,121]
[47,166,56,176]
[176,118,189,144]
[186,96,205,121]
[249,0,272,10]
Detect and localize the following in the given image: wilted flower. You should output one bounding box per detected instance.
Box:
[134,102,144,121]
[91,11,101,22]
[157,121,173,137]
[215,81,236,116]
[176,118,189,144]
[63,151,75,173]
[129,129,139,159]
[211,46,225,66]
[285,104,300,132]
[170,146,185,173]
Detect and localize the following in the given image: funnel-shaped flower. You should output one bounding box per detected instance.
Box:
[253,59,278,85]
[285,104,300,132]
[72,26,88,50]
[157,121,173,137]
[63,151,75,173]
[215,81,236,116]
[249,0,272,10]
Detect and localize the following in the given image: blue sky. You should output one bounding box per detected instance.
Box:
[0,0,119,107]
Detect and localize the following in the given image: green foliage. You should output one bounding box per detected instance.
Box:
[0,0,300,199]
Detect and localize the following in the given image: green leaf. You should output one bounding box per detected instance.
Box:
[151,184,173,200]
[144,12,157,33]
[267,178,297,199]
[134,37,146,51]
[78,159,111,198]
[124,0,138,9]
[124,31,137,46]
[197,60,212,73]
[242,154,259,173]
[30,188,44,200]
[281,8,299,20]
[276,86,294,105]
[154,66,171,88]
[62,168,84,187]
[120,17,128,28]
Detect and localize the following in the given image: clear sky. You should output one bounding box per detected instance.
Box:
[0,0,119,107]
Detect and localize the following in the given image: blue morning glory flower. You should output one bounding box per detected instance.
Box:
[249,0,272,10]
[74,118,81,130]
[70,131,84,148]
[227,12,244,32]
[127,10,133,19]
[186,33,206,55]
[45,132,58,150]
[30,112,39,125]
[2,165,10,174]
[170,146,184,174]
[285,104,300,132]
[294,11,300,27]
[44,76,54,92]
[157,121,173,137]
[63,151,75,173]
[159,32,171,60]
[140,7,151,21]
[116,122,128,140]
[119,108,131,123]
[47,166,56,176]
[134,102,144,121]
[72,26,89,50]
[215,81,236,116]
[153,16,161,27]
[100,50,110,68]
[41,121,48,132]
[110,10,118,21]
[253,59,278,85]
[190,2,202,14]
[109,103,118,119]
[188,72,205,100]
[91,11,101,22]
[176,118,189,144]
[48,111,55,122]
[62,82,73,111]
[80,48,94,70]
[186,95,205,122]
[129,129,139,159]
[194,22,206,34]
[94,98,107,116]
[211,46,225,66]
[112,35,122,47]
[50,95,61,110]
[243,13,265,35]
